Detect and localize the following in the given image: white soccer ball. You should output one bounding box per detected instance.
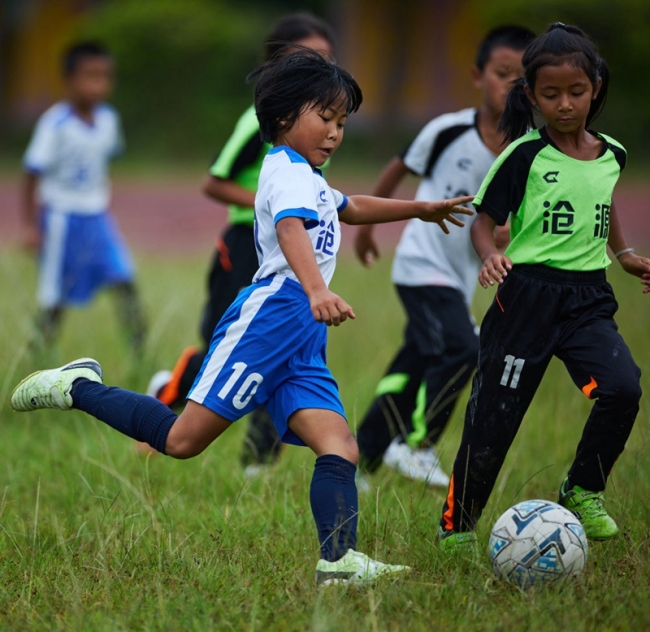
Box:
[489,499,588,589]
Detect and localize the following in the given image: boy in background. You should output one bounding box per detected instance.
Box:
[354,25,535,488]
[22,42,145,350]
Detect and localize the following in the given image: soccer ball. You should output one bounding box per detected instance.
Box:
[488,499,588,588]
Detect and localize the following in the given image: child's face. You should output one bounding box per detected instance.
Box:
[66,56,114,106]
[526,62,601,134]
[293,34,334,61]
[276,101,347,168]
[473,46,525,117]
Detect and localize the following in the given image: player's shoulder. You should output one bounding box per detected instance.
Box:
[417,107,477,137]
[497,128,547,164]
[596,131,626,170]
[260,146,313,182]
[230,104,260,136]
[265,146,311,167]
[35,102,74,129]
[597,132,626,154]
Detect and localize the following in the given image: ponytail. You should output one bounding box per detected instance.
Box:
[498,78,535,143]
[587,59,609,127]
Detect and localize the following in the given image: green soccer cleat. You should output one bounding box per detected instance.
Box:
[315,549,411,587]
[11,358,103,412]
[437,526,478,553]
[559,478,619,540]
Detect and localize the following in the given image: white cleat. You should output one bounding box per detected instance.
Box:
[146,370,172,398]
[383,438,450,488]
[315,549,410,587]
[355,471,372,494]
[11,358,103,412]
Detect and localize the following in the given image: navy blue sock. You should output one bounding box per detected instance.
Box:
[71,379,177,454]
[310,454,358,561]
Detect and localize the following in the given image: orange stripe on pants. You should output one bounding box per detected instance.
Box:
[442,474,455,531]
[581,376,598,399]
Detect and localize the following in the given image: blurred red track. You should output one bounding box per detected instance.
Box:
[1,176,648,256]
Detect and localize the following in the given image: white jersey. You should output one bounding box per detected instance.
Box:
[391,108,496,305]
[253,146,347,286]
[23,102,124,215]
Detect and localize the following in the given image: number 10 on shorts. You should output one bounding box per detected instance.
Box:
[218,361,264,410]
[500,355,525,389]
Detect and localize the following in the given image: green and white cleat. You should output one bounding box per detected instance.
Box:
[11,358,103,412]
[559,478,619,540]
[437,526,478,554]
[315,549,410,587]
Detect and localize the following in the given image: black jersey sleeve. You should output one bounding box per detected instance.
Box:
[476,137,545,225]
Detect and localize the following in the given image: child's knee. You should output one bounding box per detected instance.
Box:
[336,432,359,465]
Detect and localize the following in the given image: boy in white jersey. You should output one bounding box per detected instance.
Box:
[22,42,145,349]
[11,50,472,586]
[354,26,534,487]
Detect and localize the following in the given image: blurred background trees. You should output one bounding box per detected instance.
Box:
[1,0,649,167]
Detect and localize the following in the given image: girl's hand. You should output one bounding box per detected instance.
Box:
[618,252,650,294]
[420,196,475,234]
[309,288,356,325]
[478,253,513,288]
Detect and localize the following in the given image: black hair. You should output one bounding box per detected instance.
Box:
[499,23,609,143]
[265,12,336,61]
[62,41,111,77]
[250,49,362,144]
[475,25,535,71]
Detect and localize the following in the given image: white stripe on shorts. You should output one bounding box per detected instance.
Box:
[37,212,68,308]
[189,275,285,405]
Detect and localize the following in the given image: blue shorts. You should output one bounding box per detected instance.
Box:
[188,275,346,446]
[38,209,134,308]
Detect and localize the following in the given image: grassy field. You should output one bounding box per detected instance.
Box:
[1,248,649,631]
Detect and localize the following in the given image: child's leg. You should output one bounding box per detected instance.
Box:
[558,318,641,491]
[289,408,359,561]
[417,289,479,446]
[439,283,553,533]
[34,306,64,346]
[72,378,231,458]
[356,342,426,471]
[240,406,281,467]
[112,282,147,352]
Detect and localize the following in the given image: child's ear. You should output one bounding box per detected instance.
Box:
[470,65,483,89]
[592,76,603,100]
[524,84,538,109]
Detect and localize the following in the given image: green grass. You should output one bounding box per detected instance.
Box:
[1,248,649,631]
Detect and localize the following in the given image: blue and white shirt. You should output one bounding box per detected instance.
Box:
[253,146,347,286]
[23,102,124,215]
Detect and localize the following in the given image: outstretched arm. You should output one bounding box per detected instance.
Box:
[472,212,512,288]
[354,157,411,266]
[341,194,473,233]
[276,217,355,325]
[607,201,650,293]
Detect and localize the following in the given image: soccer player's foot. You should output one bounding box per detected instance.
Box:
[383,438,450,487]
[558,478,619,540]
[355,471,372,494]
[146,370,172,399]
[315,549,411,587]
[156,346,199,407]
[243,463,272,478]
[11,358,103,412]
[437,526,478,554]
